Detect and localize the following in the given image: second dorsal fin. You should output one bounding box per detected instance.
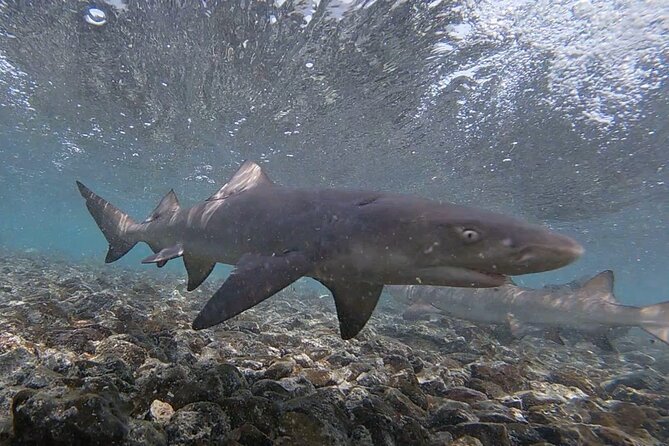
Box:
[144,190,180,223]
[580,270,618,303]
[207,161,273,201]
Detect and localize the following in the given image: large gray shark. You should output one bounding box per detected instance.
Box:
[76,161,583,339]
[388,271,669,346]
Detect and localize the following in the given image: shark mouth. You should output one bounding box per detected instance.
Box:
[469,269,508,286]
[413,266,507,288]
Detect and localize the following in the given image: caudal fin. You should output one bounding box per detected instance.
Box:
[640,301,669,345]
[76,181,137,263]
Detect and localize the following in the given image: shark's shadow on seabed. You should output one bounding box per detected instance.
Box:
[76,161,583,339]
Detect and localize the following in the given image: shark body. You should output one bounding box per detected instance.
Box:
[389,271,669,346]
[77,161,582,338]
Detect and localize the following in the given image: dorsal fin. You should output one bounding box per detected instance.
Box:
[580,270,617,302]
[144,190,180,223]
[207,161,273,201]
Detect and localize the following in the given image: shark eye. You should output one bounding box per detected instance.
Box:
[460,228,480,243]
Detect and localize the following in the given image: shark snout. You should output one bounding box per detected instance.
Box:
[512,232,584,273]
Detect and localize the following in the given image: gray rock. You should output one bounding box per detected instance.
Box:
[123,420,168,446]
[428,403,478,428]
[228,423,272,446]
[251,376,316,400]
[469,361,526,393]
[165,402,230,446]
[277,392,350,446]
[221,392,280,435]
[451,422,511,446]
[136,361,247,410]
[12,387,128,445]
[441,386,488,404]
[262,359,296,380]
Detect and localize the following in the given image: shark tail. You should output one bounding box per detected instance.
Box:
[639,301,669,345]
[76,181,138,263]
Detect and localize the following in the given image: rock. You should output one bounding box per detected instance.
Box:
[602,369,666,393]
[451,422,511,446]
[469,361,526,393]
[345,387,402,445]
[420,379,450,397]
[428,431,454,445]
[504,424,545,445]
[450,435,483,446]
[548,368,598,396]
[0,415,12,443]
[292,353,314,368]
[513,390,566,408]
[466,378,506,399]
[136,362,247,410]
[499,395,523,410]
[441,387,488,404]
[149,400,174,425]
[534,424,585,445]
[388,369,428,410]
[221,392,280,435]
[228,423,272,446]
[428,402,478,428]
[383,387,427,419]
[448,353,480,364]
[277,392,350,446]
[262,360,296,380]
[251,376,316,400]
[602,400,649,430]
[94,335,148,369]
[46,325,111,354]
[383,354,413,372]
[355,370,387,387]
[12,387,128,445]
[124,420,168,446]
[350,425,374,446]
[302,368,337,387]
[165,402,230,446]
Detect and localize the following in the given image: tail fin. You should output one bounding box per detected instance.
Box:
[640,301,669,345]
[76,181,137,263]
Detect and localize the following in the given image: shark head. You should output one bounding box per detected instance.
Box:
[411,204,584,287]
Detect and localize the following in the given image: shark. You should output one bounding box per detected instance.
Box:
[76,161,583,339]
[388,271,669,347]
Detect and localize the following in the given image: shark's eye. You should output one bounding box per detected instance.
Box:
[460,228,480,243]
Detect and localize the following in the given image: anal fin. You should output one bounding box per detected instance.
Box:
[318,279,384,340]
[506,313,529,338]
[141,244,183,265]
[192,252,310,330]
[183,255,216,291]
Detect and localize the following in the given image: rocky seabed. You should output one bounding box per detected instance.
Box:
[1,255,668,445]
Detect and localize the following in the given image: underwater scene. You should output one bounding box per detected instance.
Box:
[1,1,668,445]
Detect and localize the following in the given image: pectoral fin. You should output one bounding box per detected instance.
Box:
[318,279,384,339]
[192,252,310,330]
[183,255,216,291]
[541,327,565,345]
[142,244,184,265]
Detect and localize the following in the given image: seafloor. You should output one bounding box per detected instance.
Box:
[1,254,668,446]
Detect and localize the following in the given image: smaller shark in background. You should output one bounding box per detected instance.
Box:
[387,271,669,348]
